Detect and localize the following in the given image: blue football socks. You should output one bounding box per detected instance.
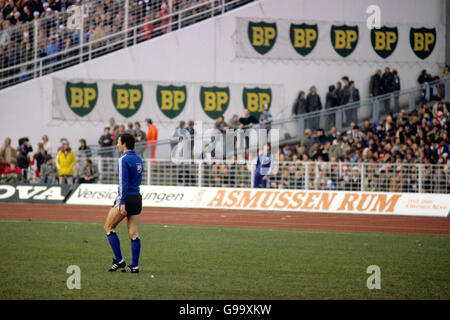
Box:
[130,237,141,268]
[107,231,123,263]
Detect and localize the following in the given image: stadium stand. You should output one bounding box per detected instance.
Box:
[0,0,448,194]
[0,0,254,88]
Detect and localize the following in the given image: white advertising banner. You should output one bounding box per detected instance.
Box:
[234,17,445,64]
[67,184,450,218]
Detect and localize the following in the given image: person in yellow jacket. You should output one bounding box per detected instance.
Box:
[56,141,76,184]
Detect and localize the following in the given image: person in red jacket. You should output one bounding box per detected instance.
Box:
[1,160,22,183]
[141,18,153,41]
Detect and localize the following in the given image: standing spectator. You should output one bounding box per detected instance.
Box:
[345,166,361,191]
[259,104,273,132]
[215,115,229,133]
[215,115,229,158]
[335,81,343,106]
[42,135,52,155]
[381,67,394,113]
[57,138,68,152]
[369,69,382,97]
[392,69,401,113]
[228,114,240,130]
[340,76,350,105]
[0,137,17,167]
[78,138,92,163]
[79,159,99,183]
[39,155,58,184]
[292,91,307,116]
[56,140,76,184]
[107,117,116,132]
[146,118,158,163]
[125,122,135,136]
[239,109,258,150]
[170,120,187,153]
[134,121,147,158]
[253,143,273,188]
[140,17,153,42]
[98,127,113,158]
[325,85,338,127]
[239,108,259,129]
[156,1,170,35]
[113,124,125,146]
[45,34,60,71]
[33,142,47,174]
[92,19,107,54]
[17,137,33,181]
[186,120,196,159]
[306,86,322,130]
[346,80,360,125]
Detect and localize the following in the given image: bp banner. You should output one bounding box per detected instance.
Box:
[235,17,445,63]
[52,78,284,123]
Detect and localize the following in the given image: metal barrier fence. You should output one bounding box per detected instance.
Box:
[0,0,254,89]
[64,158,449,194]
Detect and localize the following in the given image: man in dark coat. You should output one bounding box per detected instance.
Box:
[306,86,322,130]
[381,67,394,113]
[345,80,360,126]
[325,85,338,129]
[292,91,308,116]
[369,69,382,97]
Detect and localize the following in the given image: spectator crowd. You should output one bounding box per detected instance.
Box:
[0,0,252,85]
[1,68,449,193]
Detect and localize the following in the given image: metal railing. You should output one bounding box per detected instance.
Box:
[27,158,450,194]
[0,0,254,89]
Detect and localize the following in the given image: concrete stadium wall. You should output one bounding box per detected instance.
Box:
[0,0,446,155]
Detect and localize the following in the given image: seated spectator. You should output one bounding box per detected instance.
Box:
[39,155,58,184]
[79,159,99,184]
[0,159,22,183]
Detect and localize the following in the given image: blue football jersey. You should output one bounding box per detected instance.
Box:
[118,150,143,204]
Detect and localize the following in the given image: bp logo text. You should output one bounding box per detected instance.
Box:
[112,83,143,118]
[65,82,98,117]
[200,86,230,120]
[242,87,271,120]
[248,21,277,55]
[290,23,318,56]
[330,25,358,58]
[371,26,398,59]
[157,85,187,119]
[410,27,436,59]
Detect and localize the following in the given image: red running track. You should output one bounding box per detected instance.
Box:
[0,203,449,235]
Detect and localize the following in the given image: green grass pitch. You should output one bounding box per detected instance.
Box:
[0,219,449,299]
